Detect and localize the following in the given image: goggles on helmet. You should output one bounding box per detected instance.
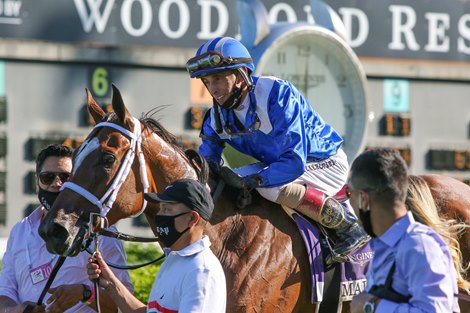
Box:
[186,51,252,76]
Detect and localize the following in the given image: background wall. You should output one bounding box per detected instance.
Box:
[0,0,468,243]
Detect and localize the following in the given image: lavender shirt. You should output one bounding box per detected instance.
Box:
[366,211,459,313]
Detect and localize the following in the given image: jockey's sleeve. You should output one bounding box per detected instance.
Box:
[255,83,306,187]
[199,113,224,165]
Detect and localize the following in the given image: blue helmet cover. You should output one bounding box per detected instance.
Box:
[189,37,255,78]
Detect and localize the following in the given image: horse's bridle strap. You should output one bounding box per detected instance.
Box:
[61,182,101,208]
[95,121,136,140]
[60,117,149,218]
[99,228,159,242]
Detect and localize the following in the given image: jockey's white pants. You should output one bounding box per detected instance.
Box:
[255,148,350,203]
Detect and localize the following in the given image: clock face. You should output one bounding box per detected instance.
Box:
[254,26,369,161]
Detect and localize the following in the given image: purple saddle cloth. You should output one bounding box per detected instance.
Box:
[292,212,373,303]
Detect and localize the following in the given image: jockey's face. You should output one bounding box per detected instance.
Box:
[201,70,242,105]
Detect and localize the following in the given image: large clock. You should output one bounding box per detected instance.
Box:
[251,24,370,161]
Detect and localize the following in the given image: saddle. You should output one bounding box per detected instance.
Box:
[282,205,372,303]
[225,163,373,303]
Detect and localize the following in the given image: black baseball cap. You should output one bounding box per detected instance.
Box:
[144,179,214,221]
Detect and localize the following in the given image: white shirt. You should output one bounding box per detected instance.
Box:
[0,206,133,312]
[147,236,226,313]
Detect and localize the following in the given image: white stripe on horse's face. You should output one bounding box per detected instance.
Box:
[73,137,100,176]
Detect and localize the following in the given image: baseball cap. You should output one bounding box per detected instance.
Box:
[144,179,214,221]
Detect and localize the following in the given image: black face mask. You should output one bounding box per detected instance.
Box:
[154,212,190,248]
[38,188,60,211]
[359,209,376,238]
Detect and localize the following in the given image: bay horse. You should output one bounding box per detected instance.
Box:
[420,174,470,312]
[38,85,348,313]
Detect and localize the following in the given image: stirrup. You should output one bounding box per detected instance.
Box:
[325,235,370,266]
[325,251,348,266]
[322,237,348,266]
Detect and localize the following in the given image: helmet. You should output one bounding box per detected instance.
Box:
[186,37,255,78]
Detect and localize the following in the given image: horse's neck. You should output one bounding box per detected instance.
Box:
[145,132,198,190]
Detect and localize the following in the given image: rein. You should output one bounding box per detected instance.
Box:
[54,117,156,313]
[83,214,164,271]
[24,256,67,313]
[37,117,207,312]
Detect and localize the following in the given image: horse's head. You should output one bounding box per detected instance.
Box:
[39,85,198,256]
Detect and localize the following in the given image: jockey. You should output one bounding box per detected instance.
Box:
[186,36,369,265]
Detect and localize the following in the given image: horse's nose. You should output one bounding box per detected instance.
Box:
[38,219,70,255]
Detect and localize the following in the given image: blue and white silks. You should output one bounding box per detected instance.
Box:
[199,76,343,188]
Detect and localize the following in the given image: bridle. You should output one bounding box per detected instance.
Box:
[32,117,164,313]
[60,116,162,247]
[61,116,149,220]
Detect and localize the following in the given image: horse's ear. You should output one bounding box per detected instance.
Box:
[111,84,132,125]
[86,88,106,123]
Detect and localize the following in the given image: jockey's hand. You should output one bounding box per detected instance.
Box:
[244,174,264,189]
[218,166,244,188]
[218,166,263,189]
[207,160,222,174]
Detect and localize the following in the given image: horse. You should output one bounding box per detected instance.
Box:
[420,174,470,312]
[38,85,349,313]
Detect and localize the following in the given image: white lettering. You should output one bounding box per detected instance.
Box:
[388,5,420,51]
[341,279,367,300]
[158,0,189,39]
[339,7,369,48]
[121,0,152,37]
[268,3,297,24]
[0,0,21,16]
[424,13,450,52]
[302,5,314,24]
[74,0,115,33]
[197,0,228,39]
[458,14,470,54]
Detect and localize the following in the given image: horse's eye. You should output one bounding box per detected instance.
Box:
[101,153,116,167]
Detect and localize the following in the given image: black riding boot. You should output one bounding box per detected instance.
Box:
[295,187,370,266]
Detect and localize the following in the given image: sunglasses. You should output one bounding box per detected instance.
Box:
[38,171,71,185]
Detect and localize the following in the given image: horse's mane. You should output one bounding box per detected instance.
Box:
[138,111,208,184]
[103,110,184,154]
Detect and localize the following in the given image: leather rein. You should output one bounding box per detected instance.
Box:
[33,117,162,313]
[34,117,207,313]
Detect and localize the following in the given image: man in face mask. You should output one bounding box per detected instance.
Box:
[347,148,460,313]
[36,144,73,210]
[86,178,226,313]
[0,144,133,313]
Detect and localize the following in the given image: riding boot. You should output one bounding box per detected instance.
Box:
[295,187,370,265]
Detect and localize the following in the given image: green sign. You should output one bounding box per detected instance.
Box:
[383,79,409,113]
